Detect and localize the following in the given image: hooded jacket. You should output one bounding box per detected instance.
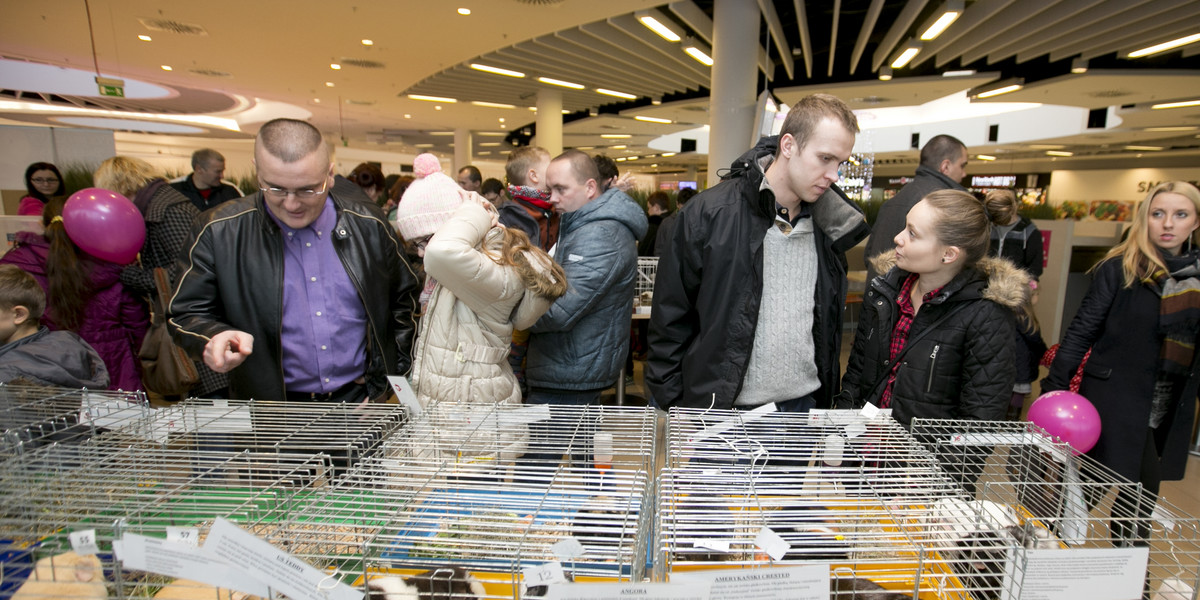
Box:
[0,232,148,391]
[864,165,966,281]
[526,187,648,390]
[989,215,1044,278]
[836,252,1025,426]
[0,327,109,389]
[413,202,566,462]
[168,190,420,401]
[646,136,871,409]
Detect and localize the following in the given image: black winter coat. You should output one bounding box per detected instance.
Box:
[836,253,1025,427]
[646,137,871,409]
[1042,257,1200,482]
[168,191,420,401]
[989,216,1044,278]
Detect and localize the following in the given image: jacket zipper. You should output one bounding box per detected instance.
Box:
[926,343,940,393]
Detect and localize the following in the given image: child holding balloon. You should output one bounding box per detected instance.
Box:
[1042,181,1200,545]
[0,196,148,391]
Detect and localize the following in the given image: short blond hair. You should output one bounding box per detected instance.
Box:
[93,156,159,198]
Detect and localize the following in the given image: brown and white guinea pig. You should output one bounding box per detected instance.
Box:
[12,551,107,599]
[364,566,485,600]
[830,576,916,599]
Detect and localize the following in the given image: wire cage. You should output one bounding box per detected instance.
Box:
[655,406,1021,599]
[635,256,658,299]
[260,402,660,599]
[96,398,408,475]
[911,418,1200,600]
[0,442,330,599]
[0,384,147,461]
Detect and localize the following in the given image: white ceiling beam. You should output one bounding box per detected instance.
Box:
[932,0,1056,68]
[849,0,887,75]
[828,0,842,77]
[1075,15,1200,62]
[910,0,1019,69]
[870,0,932,72]
[793,0,814,78]
[605,14,713,83]
[1016,0,1192,63]
[968,0,1109,65]
[757,0,794,80]
[667,1,714,46]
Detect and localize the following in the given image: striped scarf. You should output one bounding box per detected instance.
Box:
[1151,255,1200,427]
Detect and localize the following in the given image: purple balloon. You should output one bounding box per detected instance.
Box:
[62,187,145,265]
[1027,390,1102,453]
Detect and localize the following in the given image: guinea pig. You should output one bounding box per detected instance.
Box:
[365,566,485,600]
[830,576,916,599]
[12,551,107,600]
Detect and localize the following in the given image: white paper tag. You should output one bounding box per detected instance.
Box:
[167,527,200,547]
[497,404,553,427]
[119,533,271,598]
[545,582,708,600]
[202,518,362,600]
[690,402,776,442]
[552,537,587,561]
[843,422,867,439]
[671,565,829,599]
[1150,505,1176,533]
[1021,548,1149,600]
[754,526,790,561]
[387,375,422,416]
[691,539,730,553]
[859,402,881,419]
[522,561,567,587]
[70,529,99,556]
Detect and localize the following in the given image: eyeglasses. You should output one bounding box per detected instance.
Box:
[31,178,59,184]
[259,181,328,199]
[412,236,432,251]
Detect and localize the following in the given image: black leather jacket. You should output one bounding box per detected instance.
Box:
[168,191,420,400]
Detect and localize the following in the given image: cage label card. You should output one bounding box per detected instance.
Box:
[671,565,829,599]
[545,582,707,600]
[167,527,200,547]
[118,532,271,598]
[1019,547,1150,600]
[522,560,567,586]
[69,529,99,555]
[387,375,422,416]
[203,517,363,600]
[859,402,881,419]
[753,526,790,561]
[552,537,587,560]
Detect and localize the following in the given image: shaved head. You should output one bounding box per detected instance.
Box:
[256,118,328,163]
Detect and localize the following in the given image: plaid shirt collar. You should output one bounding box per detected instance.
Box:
[880,273,945,408]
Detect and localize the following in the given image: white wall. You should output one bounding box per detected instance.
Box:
[1050,167,1200,203]
[1,125,116,188]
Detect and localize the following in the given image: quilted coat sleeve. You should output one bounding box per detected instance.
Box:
[958,302,1017,421]
[1042,259,1119,392]
[529,221,628,334]
[423,202,514,316]
[835,310,874,409]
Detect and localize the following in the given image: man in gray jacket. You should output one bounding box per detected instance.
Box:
[863,134,969,282]
[525,150,648,406]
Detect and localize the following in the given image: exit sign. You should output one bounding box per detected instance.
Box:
[95,76,125,98]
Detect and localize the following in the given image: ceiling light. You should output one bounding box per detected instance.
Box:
[1028,144,1065,150]
[943,70,976,77]
[409,94,456,103]
[637,12,683,42]
[330,63,341,70]
[651,99,662,106]
[313,98,321,104]
[919,0,963,41]
[1128,32,1200,58]
[627,156,639,161]
[651,164,658,168]
[361,39,373,46]
[597,88,637,100]
[457,8,471,16]
[528,106,537,111]
[970,77,1024,99]
[478,151,491,156]
[538,77,584,89]
[1045,150,1073,157]
[498,118,505,122]
[471,100,516,109]
[1152,99,1200,110]
[138,35,152,42]
[1145,126,1197,132]
[428,131,454,136]
[576,146,594,150]
[562,110,571,114]
[879,66,893,81]
[404,114,411,119]
[684,44,714,66]
[661,152,676,157]
[479,142,501,147]
[610,145,627,150]
[415,143,434,148]
[470,63,525,78]
[890,39,921,69]
[1071,58,1088,74]
[477,131,506,136]
[500,124,506,128]
[601,134,632,139]
[975,155,996,161]
[435,106,443,110]
[615,157,626,162]
[325,81,335,87]
[1125,145,1163,151]
[161,65,173,71]
[635,115,672,124]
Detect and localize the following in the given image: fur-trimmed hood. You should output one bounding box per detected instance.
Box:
[868,249,1030,310]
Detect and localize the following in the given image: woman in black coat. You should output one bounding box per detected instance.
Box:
[836,189,1026,427]
[1043,181,1200,544]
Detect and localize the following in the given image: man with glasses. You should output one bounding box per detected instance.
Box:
[168,118,420,402]
[171,148,243,213]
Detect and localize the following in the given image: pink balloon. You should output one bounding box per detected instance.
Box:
[1027,390,1102,453]
[62,188,145,265]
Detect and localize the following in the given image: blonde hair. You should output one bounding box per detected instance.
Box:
[93,156,159,198]
[488,227,567,300]
[1099,181,1200,287]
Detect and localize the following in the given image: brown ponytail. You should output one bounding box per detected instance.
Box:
[42,198,92,331]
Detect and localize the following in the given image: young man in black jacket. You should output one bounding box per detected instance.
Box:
[647,93,870,412]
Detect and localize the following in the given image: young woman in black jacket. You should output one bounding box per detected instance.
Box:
[836,189,1028,427]
[1042,181,1200,545]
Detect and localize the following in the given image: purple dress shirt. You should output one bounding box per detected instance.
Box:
[268,197,368,393]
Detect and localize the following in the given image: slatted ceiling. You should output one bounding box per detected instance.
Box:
[911,0,1019,70]
[668,0,714,46]
[849,0,887,75]
[595,15,712,84]
[1014,0,1183,63]
[1081,15,1200,63]
[758,0,795,79]
[792,0,814,78]
[870,0,930,72]
[966,0,1105,65]
[542,31,691,91]
[930,0,1052,70]
[828,0,843,77]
